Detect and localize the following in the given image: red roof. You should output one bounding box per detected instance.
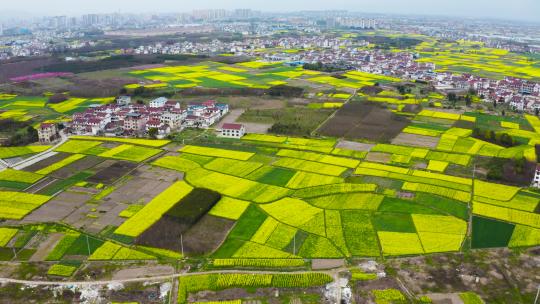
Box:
[222,123,243,130]
[40,123,54,129]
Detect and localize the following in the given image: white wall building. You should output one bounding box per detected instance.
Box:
[149,97,168,108]
[533,165,540,188]
[219,123,245,138]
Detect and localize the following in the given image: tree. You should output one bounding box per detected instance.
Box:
[148,128,158,139]
[465,95,472,107]
[535,108,539,116]
[500,133,514,147]
[514,157,525,174]
[48,93,69,104]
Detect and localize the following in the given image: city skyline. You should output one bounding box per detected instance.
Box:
[2,0,540,23]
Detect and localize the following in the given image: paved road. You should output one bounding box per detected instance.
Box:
[11,131,68,171]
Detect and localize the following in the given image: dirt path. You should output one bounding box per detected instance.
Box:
[214,109,245,129]
[112,265,175,281]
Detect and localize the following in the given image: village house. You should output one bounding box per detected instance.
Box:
[149,97,168,108]
[68,97,229,137]
[219,123,246,138]
[116,96,131,106]
[532,164,540,188]
[37,123,59,144]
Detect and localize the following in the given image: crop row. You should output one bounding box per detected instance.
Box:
[213,258,305,268]
[36,154,86,175]
[178,273,332,303]
[70,135,170,147]
[0,191,52,220]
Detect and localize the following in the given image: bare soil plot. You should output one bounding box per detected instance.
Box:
[392,133,440,148]
[312,259,345,270]
[318,102,409,141]
[103,176,173,205]
[50,156,104,179]
[387,249,539,303]
[425,293,462,304]
[112,265,174,280]
[366,152,392,163]
[336,140,375,152]
[28,233,64,262]
[62,203,97,229]
[242,122,273,134]
[68,186,101,195]
[215,109,245,128]
[136,214,234,256]
[21,152,71,172]
[20,192,91,223]
[87,161,138,184]
[132,164,184,182]
[88,202,127,233]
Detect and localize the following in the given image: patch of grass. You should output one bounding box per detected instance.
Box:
[250,166,297,187]
[471,216,515,249]
[378,197,443,215]
[373,213,417,233]
[227,205,268,241]
[63,235,104,256]
[0,181,31,190]
[414,193,469,220]
[212,238,245,258]
[238,107,334,136]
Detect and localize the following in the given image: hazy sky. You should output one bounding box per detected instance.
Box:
[3,0,540,22]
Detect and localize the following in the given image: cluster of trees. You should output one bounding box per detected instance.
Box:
[48,93,69,104]
[0,120,38,146]
[447,89,477,107]
[472,128,517,147]
[42,54,207,74]
[268,85,304,98]
[268,122,308,136]
[356,35,423,49]
[396,85,412,95]
[302,61,353,73]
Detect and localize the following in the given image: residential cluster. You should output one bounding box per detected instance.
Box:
[66,97,230,139]
[262,46,540,111]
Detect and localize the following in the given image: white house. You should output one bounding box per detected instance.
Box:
[37,123,59,143]
[149,97,168,108]
[219,123,245,138]
[117,96,131,106]
[161,111,185,130]
[532,164,540,188]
